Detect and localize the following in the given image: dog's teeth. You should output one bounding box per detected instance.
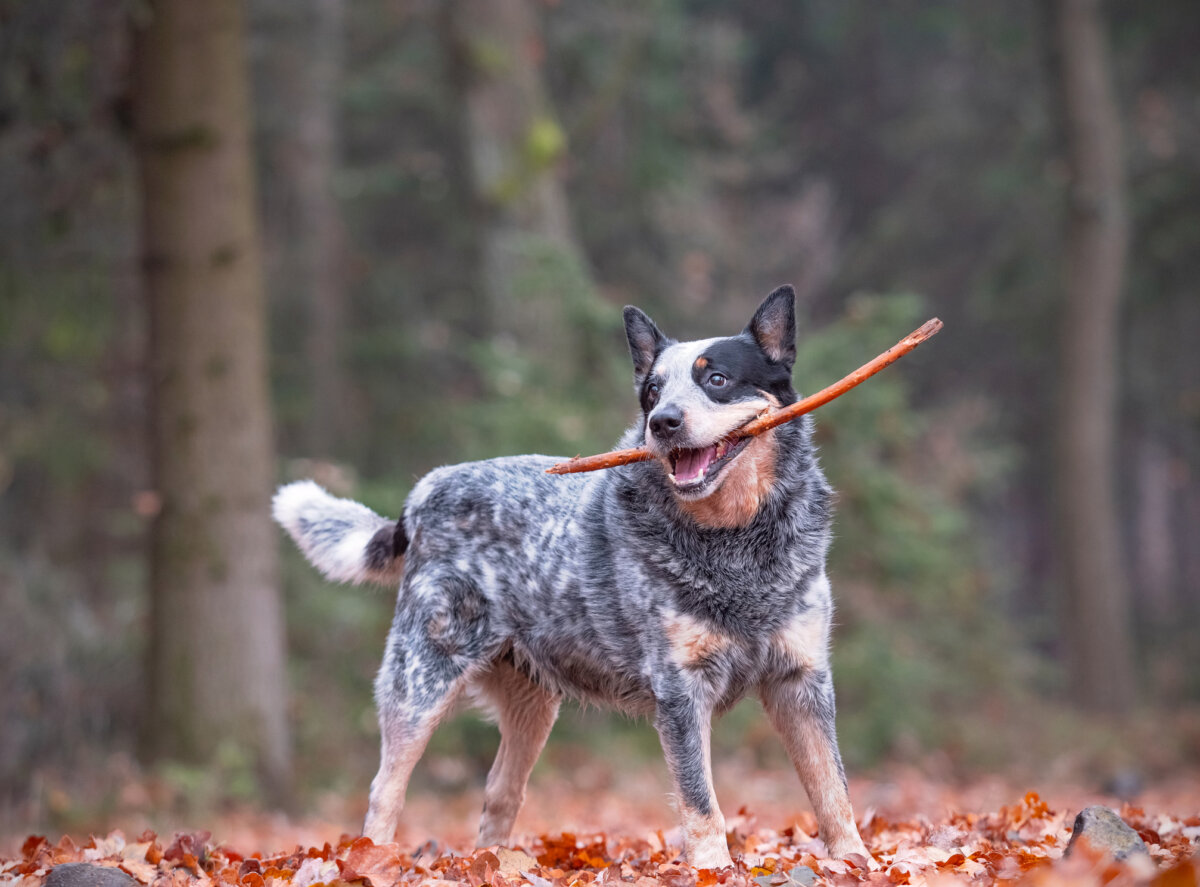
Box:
[669,467,706,487]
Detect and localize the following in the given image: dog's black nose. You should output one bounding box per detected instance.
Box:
[649,406,684,441]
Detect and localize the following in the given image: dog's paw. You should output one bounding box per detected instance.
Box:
[691,857,734,871]
[825,838,875,870]
[688,846,734,870]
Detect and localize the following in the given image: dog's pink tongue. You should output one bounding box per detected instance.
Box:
[675,445,717,483]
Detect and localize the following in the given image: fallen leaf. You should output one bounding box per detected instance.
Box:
[496,847,539,877]
[338,836,403,887]
[468,849,500,885]
[291,855,340,887]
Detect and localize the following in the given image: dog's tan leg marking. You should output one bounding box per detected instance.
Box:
[772,600,831,673]
[362,687,462,845]
[663,610,731,670]
[474,662,560,847]
[761,678,868,861]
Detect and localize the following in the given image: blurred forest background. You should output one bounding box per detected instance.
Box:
[2,0,1199,837]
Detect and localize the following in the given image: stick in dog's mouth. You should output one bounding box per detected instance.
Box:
[667,435,752,489]
[545,317,943,477]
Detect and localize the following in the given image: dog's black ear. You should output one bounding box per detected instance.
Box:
[745,285,796,369]
[623,305,667,381]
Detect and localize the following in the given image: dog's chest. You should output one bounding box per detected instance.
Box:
[658,596,831,697]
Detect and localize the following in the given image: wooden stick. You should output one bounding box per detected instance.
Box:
[546,317,943,475]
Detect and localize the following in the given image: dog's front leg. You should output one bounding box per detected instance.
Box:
[654,691,732,869]
[760,671,869,862]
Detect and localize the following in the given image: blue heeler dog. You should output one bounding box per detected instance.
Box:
[273,286,869,867]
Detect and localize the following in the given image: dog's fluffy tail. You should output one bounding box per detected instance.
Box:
[272,480,407,586]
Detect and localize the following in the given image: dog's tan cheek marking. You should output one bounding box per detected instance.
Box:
[663,609,731,669]
[679,431,777,529]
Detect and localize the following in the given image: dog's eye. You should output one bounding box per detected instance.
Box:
[708,373,728,388]
[645,382,661,405]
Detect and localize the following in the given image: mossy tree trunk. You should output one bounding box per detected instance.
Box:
[444,0,596,366]
[133,0,291,794]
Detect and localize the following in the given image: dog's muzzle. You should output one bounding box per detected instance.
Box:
[646,405,754,494]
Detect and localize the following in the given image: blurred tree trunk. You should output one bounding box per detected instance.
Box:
[443,0,595,366]
[252,0,347,456]
[132,0,291,794]
[1048,0,1135,712]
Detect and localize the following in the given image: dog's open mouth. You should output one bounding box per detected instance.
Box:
[668,435,752,491]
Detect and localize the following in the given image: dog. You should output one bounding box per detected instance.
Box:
[273,286,869,868]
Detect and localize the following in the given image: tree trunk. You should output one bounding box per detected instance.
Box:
[133,0,291,794]
[1049,0,1135,712]
[444,0,594,365]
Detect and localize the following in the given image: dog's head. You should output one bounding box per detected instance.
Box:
[623,286,798,527]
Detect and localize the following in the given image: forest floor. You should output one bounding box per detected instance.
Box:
[3,757,1199,887]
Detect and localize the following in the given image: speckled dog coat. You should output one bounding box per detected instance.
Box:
[273,287,868,868]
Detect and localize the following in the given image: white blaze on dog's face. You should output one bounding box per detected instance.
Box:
[623,288,799,524]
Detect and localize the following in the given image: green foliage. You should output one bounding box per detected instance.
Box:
[281,544,390,793]
[156,740,261,808]
[446,235,630,461]
[795,294,1020,767]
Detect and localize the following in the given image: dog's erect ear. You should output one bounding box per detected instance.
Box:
[623,306,668,380]
[745,285,797,369]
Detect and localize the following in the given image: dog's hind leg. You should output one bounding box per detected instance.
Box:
[760,670,869,862]
[364,573,495,844]
[362,675,464,845]
[473,660,560,847]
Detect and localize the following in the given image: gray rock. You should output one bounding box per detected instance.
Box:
[44,863,138,887]
[1065,806,1149,861]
